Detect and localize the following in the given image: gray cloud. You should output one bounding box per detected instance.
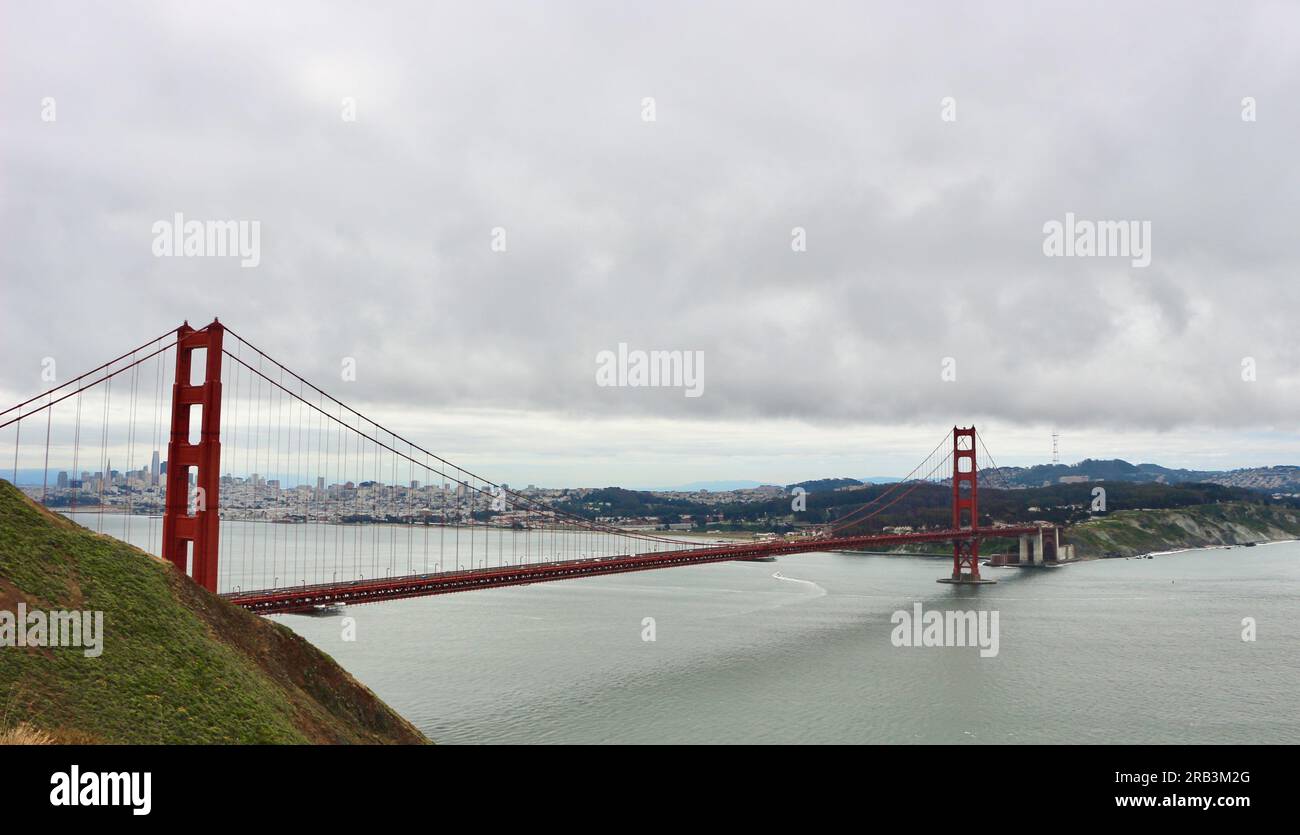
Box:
[3,0,1300,481]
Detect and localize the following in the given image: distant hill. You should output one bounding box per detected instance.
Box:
[981,458,1300,492]
[0,479,427,744]
[1203,466,1300,491]
[628,477,1292,535]
[787,477,863,492]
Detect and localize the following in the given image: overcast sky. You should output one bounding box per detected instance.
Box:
[3,1,1300,486]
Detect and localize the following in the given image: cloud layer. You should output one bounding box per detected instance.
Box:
[3,1,1300,482]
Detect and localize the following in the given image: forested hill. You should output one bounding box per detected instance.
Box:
[570,480,1299,535]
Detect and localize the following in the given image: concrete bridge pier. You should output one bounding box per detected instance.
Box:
[1017,530,1046,565]
[1017,527,1073,565]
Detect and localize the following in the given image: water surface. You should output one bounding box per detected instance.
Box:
[269,541,1300,744]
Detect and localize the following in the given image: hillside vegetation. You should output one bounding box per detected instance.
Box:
[574,478,1293,535]
[0,480,426,744]
[1066,502,1300,558]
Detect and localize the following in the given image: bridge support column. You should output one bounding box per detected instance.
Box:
[1034,528,1044,565]
[937,426,995,585]
[1019,535,1029,564]
[161,319,223,593]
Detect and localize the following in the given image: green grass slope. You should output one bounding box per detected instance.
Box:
[1067,502,1300,558]
[0,480,427,744]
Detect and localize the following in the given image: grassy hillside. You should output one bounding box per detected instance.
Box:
[1066,502,1300,558]
[0,479,427,744]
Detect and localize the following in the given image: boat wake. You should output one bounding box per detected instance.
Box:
[771,571,827,598]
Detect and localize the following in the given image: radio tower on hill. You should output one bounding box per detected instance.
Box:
[1051,430,1060,465]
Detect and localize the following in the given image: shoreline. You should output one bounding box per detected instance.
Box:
[830,534,1300,564]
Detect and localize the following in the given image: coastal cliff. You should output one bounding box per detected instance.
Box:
[1066,502,1300,558]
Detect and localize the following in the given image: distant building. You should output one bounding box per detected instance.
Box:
[151,450,160,485]
[57,471,68,488]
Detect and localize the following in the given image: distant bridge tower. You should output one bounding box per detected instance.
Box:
[940,426,993,584]
[161,320,224,592]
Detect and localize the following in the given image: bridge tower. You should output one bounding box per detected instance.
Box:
[161,319,224,592]
[941,425,993,584]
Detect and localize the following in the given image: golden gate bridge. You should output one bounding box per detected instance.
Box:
[0,319,1061,614]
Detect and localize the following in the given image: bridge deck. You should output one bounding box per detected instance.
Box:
[224,525,1048,614]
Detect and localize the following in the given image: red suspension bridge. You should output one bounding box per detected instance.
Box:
[1,319,1061,614]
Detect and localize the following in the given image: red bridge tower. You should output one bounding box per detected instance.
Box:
[941,426,993,584]
[161,320,224,592]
